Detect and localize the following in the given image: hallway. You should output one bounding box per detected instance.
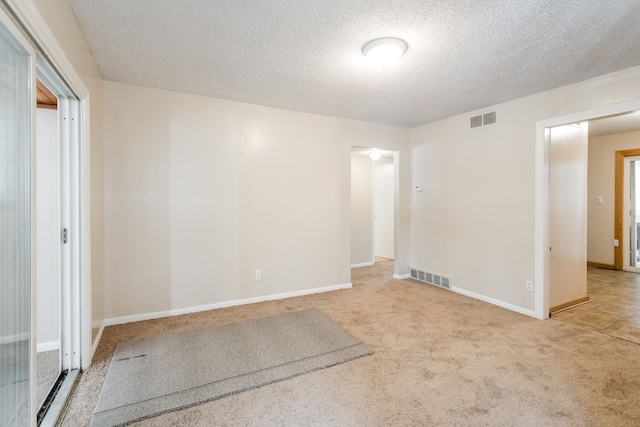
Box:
[551,267,640,344]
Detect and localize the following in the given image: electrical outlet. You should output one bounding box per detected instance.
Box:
[255,270,262,280]
[526,280,534,292]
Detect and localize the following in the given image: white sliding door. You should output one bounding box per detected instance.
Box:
[0,10,36,426]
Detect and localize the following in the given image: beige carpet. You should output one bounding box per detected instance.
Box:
[61,262,640,426]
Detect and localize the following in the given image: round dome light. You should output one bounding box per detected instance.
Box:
[363,37,408,66]
[369,149,381,160]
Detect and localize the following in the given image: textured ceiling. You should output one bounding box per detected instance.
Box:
[69,0,640,127]
[589,111,640,137]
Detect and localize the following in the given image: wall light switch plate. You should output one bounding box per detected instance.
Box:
[596,196,603,204]
[255,270,262,280]
[613,239,619,247]
[414,185,423,192]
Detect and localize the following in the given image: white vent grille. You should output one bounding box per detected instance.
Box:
[470,111,497,129]
[409,266,452,290]
[483,111,496,125]
[441,277,450,289]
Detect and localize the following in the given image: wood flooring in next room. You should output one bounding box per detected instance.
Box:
[551,267,640,345]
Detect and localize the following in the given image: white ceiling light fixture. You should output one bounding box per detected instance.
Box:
[369,149,381,160]
[363,37,408,67]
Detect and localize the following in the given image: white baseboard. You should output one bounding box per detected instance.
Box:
[393,273,411,279]
[90,322,105,363]
[105,283,353,326]
[37,340,60,353]
[351,262,374,268]
[451,286,536,318]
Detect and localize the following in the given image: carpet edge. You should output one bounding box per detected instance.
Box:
[90,308,372,427]
[90,343,373,427]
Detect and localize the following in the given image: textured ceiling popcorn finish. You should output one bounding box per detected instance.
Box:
[69,0,640,127]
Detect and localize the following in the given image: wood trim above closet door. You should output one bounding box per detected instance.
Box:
[36,79,57,109]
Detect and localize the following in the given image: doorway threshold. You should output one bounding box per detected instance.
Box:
[39,369,80,427]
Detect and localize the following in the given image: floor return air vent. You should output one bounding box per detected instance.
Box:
[410,267,451,290]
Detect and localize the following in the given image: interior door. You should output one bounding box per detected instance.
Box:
[549,123,589,310]
[0,11,37,426]
[374,162,394,260]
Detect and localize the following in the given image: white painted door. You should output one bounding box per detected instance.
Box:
[374,163,394,260]
[0,11,36,425]
[549,123,588,309]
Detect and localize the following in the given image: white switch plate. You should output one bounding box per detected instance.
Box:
[596,196,603,204]
[414,185,423,192]
[255,270,262,280]
[613,239,619,247]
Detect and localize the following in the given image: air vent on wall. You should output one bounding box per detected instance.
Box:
[470,111,497,129]
[409,267,451,290]
[483,111,496,125]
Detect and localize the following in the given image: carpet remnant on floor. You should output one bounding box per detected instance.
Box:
[90,309,370,427]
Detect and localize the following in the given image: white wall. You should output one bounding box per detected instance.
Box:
[36,108,59,348]
[410,65,640,313]
[33,0,105,346]
[103,81,410,319]
[588,130,640,266]
[350,154,374,266]
[28,1,640,327]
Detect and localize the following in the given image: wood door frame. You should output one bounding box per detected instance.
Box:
[614,149,640,270]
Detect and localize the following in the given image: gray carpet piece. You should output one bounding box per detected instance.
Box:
[91,309,371,427]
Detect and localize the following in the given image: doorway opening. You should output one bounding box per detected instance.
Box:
[350,147,398,273]
[535,99,640,319]
[629,158,640,271]
[612,144,640,272]
[35,79,62,419]
[620,154,640,273]
[36,60,84,426]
